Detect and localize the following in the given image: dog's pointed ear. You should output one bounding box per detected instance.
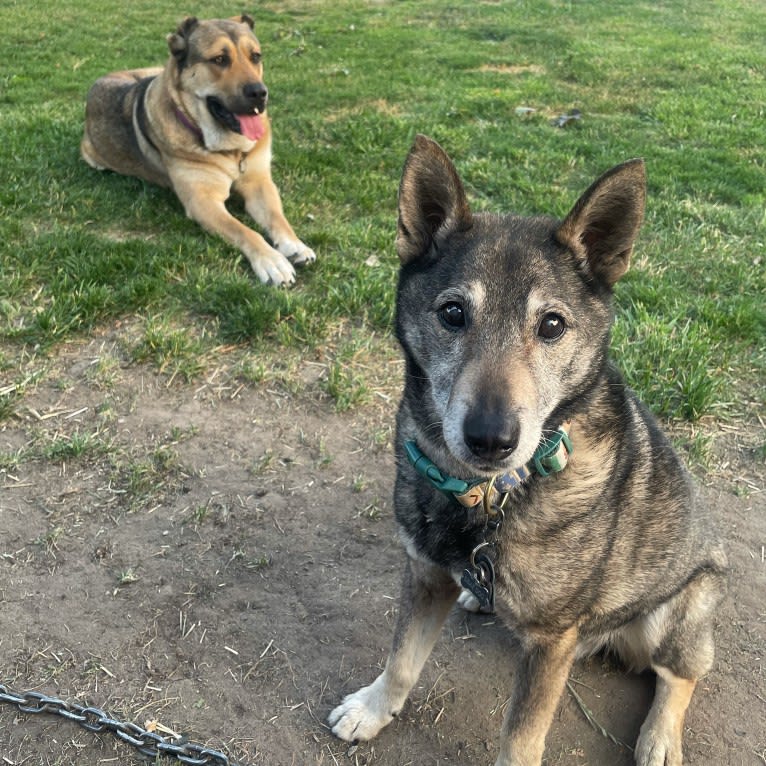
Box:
[240,14,255,29]
[556,159,646,287]
[167,17,199,65]
[396,135,473,265]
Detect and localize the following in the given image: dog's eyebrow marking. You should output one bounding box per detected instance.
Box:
[467,281,486,309]
[527,289,548,315]
[226,27,248,46]
[527,288,571,322]
[431,282,485,317]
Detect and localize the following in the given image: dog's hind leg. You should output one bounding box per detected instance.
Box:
[81,68,164,177]
[328,557,459,742]
[80,133,106,171]
[632,567,724,766]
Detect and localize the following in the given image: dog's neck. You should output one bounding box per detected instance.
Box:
[404,422,572,510]
[173,105,204,143]
[172,104,252,172]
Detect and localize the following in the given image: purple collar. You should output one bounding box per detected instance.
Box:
[174,106,204,143]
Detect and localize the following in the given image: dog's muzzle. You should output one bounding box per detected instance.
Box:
[206,82,268,140]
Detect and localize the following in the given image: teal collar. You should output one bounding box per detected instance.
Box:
[404,422,573,508]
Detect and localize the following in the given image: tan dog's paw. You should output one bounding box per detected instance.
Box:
[328,679,396,742]
[276,238,316,265]
[247,248,296,286]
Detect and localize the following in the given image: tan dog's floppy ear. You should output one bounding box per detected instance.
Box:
[556,159,646,287]
[240,14,255,29]
[396,135,473,265]
[167,17,199,64]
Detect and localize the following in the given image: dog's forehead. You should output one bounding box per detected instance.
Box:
[422,214,584,331]
[461,214,562,284]
[401,213,572,312]
[194,20,259,51]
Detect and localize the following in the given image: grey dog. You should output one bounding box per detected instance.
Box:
[329,136,726,766]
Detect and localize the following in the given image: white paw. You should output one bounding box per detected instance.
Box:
[249,248,296,286]
[328,678,395,742]
[275,238,316,265]
[635,723,683,766]
[457,588,481,613]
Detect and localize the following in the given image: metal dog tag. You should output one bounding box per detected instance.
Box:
[460,554,495,612]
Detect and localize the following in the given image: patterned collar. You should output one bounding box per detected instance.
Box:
[404,422,572,509]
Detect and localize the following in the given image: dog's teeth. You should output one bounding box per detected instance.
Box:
[253,107,259,115]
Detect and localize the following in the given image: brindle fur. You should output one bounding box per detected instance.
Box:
[81,15,315,285]
[329,136,726,766]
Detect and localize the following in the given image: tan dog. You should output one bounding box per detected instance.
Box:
[81,15,315,285]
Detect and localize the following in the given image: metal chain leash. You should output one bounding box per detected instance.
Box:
[0,683,250,765]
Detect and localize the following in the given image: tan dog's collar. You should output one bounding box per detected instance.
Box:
[173,106,249,174]
[174,105,204,143]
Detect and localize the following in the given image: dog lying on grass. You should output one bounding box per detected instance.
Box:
[81,15,315,286]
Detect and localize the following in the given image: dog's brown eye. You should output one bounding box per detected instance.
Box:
[211,54,230,67]
[438,302,466,330]
[251,52,262,65]
[538,313,566,341]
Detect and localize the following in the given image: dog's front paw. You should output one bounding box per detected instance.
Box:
[248,248,296,286]
[635,721,683,766]
[275,238,317,265]
[328,679,396,742]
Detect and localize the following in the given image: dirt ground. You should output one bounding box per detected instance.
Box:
[1,326,764,766]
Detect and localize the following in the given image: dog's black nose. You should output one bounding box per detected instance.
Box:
[463,411,520,462]
[243,81,268,107]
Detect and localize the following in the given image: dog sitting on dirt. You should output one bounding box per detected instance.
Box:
[81,15,315,286]
[329,135,727,765]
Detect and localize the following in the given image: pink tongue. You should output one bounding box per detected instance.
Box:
[237,113,266,141]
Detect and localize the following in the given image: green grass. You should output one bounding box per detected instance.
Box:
[40,429,106,461]
[0,0,764,420]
